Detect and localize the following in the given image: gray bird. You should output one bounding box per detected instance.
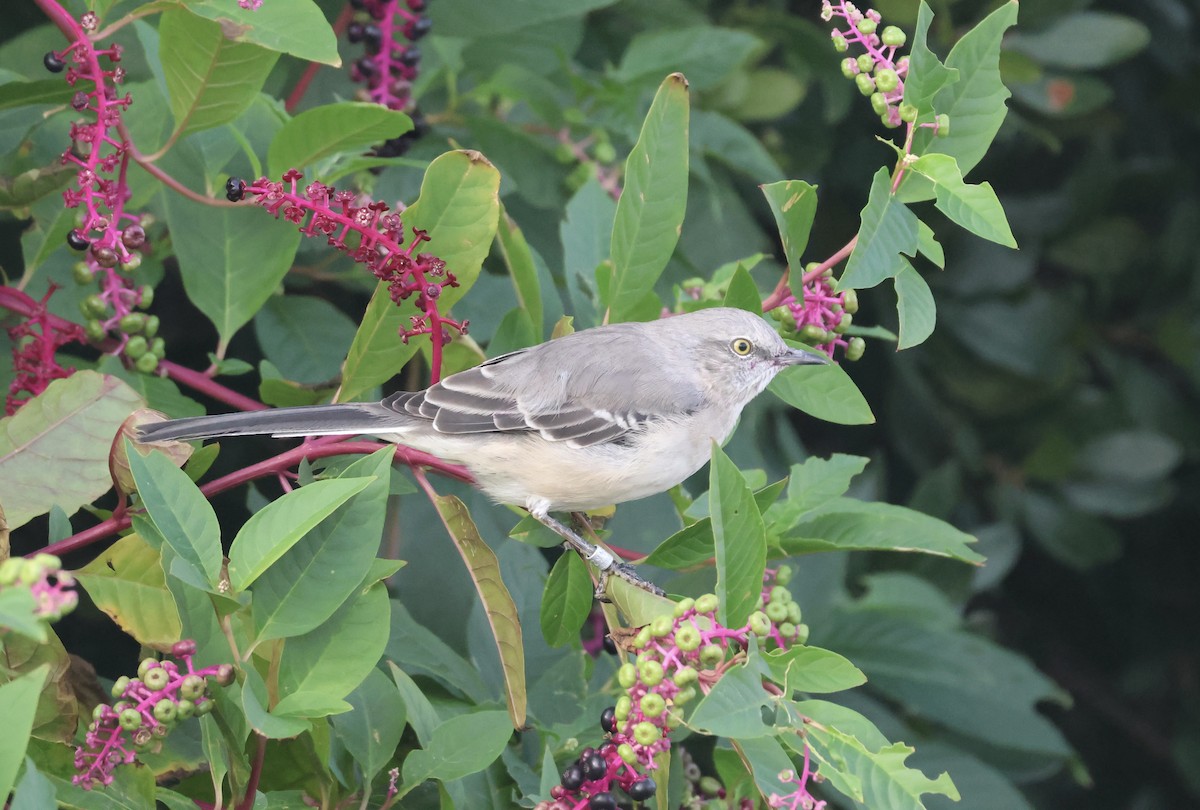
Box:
[137,307,828,595]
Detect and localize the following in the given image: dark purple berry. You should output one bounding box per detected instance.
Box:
[560,765,583,791]
[67,230,90,251]
[407,0,426,10]
[589,793,617,810]
[627,778,656,801]
[225,177,246,202]
[121,224,146,249]
[409,17,432,39]
[347,22,365,43]
[91,245,118,268]
[44,52,65,73]
[399,46,421,67]
[602,635,618,655]
[355,56,379,79]
[601,706,616,733]
[581,752,607,781]
[362,24,382,51]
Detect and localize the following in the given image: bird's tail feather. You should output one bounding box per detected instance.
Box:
[136,403,407,443]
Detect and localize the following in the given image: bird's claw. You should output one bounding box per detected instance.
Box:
[594,562,665,601]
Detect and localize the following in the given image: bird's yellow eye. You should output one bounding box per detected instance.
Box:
[731,338,753,356]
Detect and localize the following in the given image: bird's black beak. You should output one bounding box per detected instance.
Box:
[777,345,830,366]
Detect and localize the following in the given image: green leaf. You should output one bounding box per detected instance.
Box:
[386,601,490,702]
[241,666,309,740]
[174,0,339,65]
[11,757,55,810]
[0,80,75,111]
[0,372,142,530]
[429,494,525,728]
[330,668,405,782]
[916,220,945,268]
[606,73,690,323]
[0,590,43,643]
[769,361,875,425]
[127,440,223,591]
[0,630,76,744]
[227,476,373,592]
[0,666,47,801]
[765,454,869,532]
[388,663,439,746]
[687,661,772,738]
[267,103,411,178]
[158,9,279,139]
[276,580,391,717]
[1008,11,1149,70]
[75,533,183,650]
[780,498,984,565]
[805,725,959,810]
[561,177,616,329]
[721,264,762,314]
[615,27,761,91]
[252,449,393,642]
[400,710,513,791]
[639,519,716,570]
[606,577,678,628]
[339,151,500,401]
[910,154,1016,247]
[539,551,592,648]
[840,167,919,290]
[253,296,359,385]
[760,180,818,274]
[764,645,866,694]
[902,2,958,114]
[163,191,301,345]
[710,444,767,629]
[496,208,543,340]
[894,263,936,350]
[0,163,75,210]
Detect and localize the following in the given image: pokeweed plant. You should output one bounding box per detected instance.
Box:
[0,1,1079,809]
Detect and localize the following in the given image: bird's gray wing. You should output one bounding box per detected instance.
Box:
[382,330,703,448]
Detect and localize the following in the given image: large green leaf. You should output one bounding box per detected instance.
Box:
[386,601,490,702]
[560,177,616,329]
[840,167,919,291]
[430,494,525,728]
[768,361,875,425]
[330,668,406,783]
[687,662,773,738]
[0,631,75,744]
[0,372,142,529]
[614,27,761,90]
[805,724,959,810]
[760,180,817,274]
[126,442,223,591]
[539,551,592,648]
[606,73,690,323]
[158,9,279,140]
[227,476,373,592]
[400,710,513,791]
[75,533,183,651]
[902,1,958,114]
[163,191,301,345]
[252,449,393,642]
[764,645,866,694]
[710,444,766,629]
[765,454,869,532]
[0,666,48,802]
[171,0,339,65]
[496,208,543,341]
[267,103,412,178]
[10,758,55,810]
[910,154,1016,248]
[253,295,359,385]
[894,263,936,351]
[339,151,501,401]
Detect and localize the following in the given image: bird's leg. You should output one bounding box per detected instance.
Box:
[529,508,664,599]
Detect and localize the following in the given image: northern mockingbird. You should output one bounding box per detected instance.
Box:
[137,307,828,596]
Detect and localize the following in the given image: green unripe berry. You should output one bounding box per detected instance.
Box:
[857,17,877,35]
[673,666,698,686]
[552,143,574,164]
[633,626,652,649]
[119,313,146,333]
[633,721,660,746]
[136,352,159,373]
[787,602,802,625]
[194,699,214,716]
[119,254,141,274]
[748,611,772,637]
[899,102,918,123]
[842,289,859,314]
[795,623,811,645]
[176,699,195,720]
[650,615,674,638]
[143,666,169,691]
[618,743,637,764]
[874,68,899,93]
[856,54,874,74]
[153,698,177,724]
[615,695,632,721]
[143,314,160,338]
[640,693,666,718]
[674,686,696,704]
[72,262,93,285]
[92,704,107,721]
[84,319,105,341]
[882,111,902,129]
[149,337,165,358]
[881,26,906,47]
[836,312,854,334]
[138,659,158,678]
[180,674,206,701]
[84,294,107,317]
[673,625,702,652]
[700,776,723,797]
[773,306,797,333]
[870,92,890,116]
[840,57,857,79]
[855,73,875,96]
[846,337,866,362]
[618,663,638,689]
[119,708,142,730]
[935,113,950,136]
[124,335,148,359]
[694,593,719,615]
[766,601,788,623]
[799,324,827,344]
[639,659,665,687]
[137,285,154,309]
[111,676,131,699]
[699,644,724,667]
[593,140,616,164]
[779,621,796,638]
[113,701,131,715]
[831,32,847,52]
[775,565,793,585]
[673,597,695,618]
[770,585,790,604]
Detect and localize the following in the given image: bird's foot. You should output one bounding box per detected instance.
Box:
[594,562,666,601]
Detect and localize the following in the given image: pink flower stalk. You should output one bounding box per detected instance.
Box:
[74,640,234,790]
[768,747,827,810]
[348,0,428,115]
[226,172,464,381]
[39,1,151,359]
[239,0,264,9]
[777,274,858,362]
[5,286,85,414]
[822,1,910,128]
[0,554,78,620]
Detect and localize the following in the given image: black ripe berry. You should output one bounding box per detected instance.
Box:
[67,230,90,251]
[347,22,365,43]
[600,706,617,733]
[43,52,65,73]
[589,792,617,810]
[560,765,583,791]
[409,17,433,39]
[602,635,618,655]
[225,177,246,202]
[628,778,657,801]
[581,752,607,781]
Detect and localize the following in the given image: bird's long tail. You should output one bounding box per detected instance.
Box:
[136,402,406,443]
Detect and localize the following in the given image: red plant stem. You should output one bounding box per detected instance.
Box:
[38,441,473,557]
[115,119,240,208]
[235,735,268,810]
[285,4,354,113]
[760,235,860,311]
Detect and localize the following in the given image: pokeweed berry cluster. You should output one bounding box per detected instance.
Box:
[822,0,948,135]
[539,568,809,810]
[74,640,235,789]
[771,268,864,362]
[4,286,84,414]
[347,0,430,158]
[226,172,463,378]
[43,9,156,365]
[0,553,78,620]
[768,752,827,810]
